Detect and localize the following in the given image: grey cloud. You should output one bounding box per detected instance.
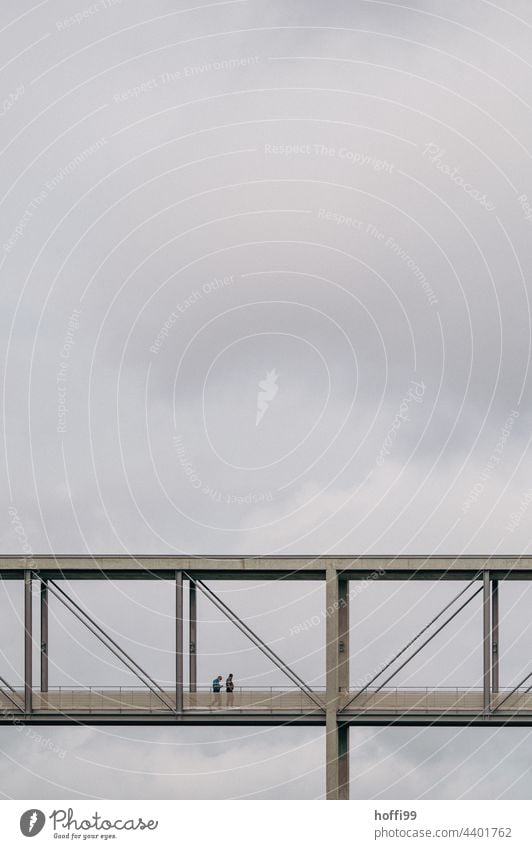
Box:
[1,0,532,799]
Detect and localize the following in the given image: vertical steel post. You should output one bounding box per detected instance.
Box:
[24,571,32,713]
[189,578,197,694]
[491,579,499,695]
[40,578,48,693]
[176,571,183,712]
[483,571,491,714]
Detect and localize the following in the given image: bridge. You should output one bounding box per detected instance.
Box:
[1,555,531,799]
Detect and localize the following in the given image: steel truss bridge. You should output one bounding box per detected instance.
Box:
[1,556,531,800]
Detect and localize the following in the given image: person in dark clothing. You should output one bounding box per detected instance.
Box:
[226,673,234,708]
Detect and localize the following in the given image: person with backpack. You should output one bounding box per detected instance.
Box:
[210,675,223,707]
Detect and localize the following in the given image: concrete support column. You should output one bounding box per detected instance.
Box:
[189,579,197,694]
[40,578,48,693]
[338,578,349,693]
[24,571,32,713]
[483,571,491,714]
[176,571,183,713]
[325,566,349,799]
[338,723,350,800]
[491,580,499,695]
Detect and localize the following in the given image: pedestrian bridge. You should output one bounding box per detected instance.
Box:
[3,558,532,795]
[1,687,531,725]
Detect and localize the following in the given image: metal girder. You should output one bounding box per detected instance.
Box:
[343,580,482,711]
[185,574,323,710]
[494,672,532,711]
[0,675,23,713]
[36,576,175,713]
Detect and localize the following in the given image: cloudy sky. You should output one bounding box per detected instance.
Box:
[1,0,532,799]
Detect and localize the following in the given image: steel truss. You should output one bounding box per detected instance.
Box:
[1,556,531,800]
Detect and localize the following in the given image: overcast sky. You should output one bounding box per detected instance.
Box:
[1,0,532,800]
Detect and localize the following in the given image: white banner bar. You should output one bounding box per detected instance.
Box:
[1,800,531,848]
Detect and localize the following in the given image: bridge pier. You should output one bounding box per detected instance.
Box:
[338,723,350,798]
[325,568,350,799]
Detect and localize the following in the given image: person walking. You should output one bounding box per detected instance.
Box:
[226,673,235,708]
[210,675,223,707]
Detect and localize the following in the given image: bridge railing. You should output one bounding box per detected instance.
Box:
[0,685,327,713]
[342,686,532,713]
[1,685,532,714]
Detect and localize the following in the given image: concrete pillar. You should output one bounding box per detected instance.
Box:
[338,578,349,693]
[338,723,350,800]
[325,566,349,799]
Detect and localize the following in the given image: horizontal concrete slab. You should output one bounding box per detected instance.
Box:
[1,556,532,579]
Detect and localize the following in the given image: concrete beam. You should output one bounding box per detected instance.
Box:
[1,556,532,581]
[2,713,530,727]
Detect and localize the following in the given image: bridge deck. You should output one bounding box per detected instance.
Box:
[2,689,531,725]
